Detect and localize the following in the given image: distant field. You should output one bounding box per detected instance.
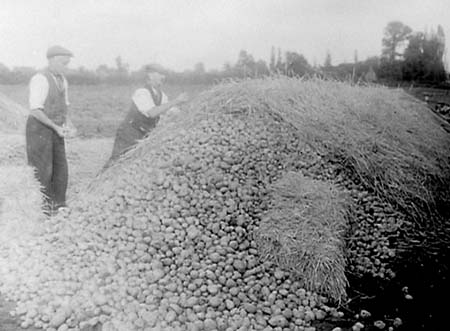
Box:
[0,84,209,138]
[406,86,450,104]
[405,87,450,122]
[3,83,449,139]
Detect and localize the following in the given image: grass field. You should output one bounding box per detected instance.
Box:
[0,84,208,138]
[406,86,450,104]
[2,84,449,139]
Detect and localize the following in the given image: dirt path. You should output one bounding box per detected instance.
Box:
[0,137,113,331]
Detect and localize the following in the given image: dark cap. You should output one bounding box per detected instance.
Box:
[46,45,74,59]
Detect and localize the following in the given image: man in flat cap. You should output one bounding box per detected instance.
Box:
[103,65,188,169]
[26,45,77,215]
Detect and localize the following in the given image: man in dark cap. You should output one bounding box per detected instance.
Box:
[103,66,188,169]
[26,45,77,215]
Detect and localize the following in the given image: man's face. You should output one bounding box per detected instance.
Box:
[146,72,165,88]
[49,55,71,74]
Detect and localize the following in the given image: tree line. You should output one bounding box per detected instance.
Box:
[316,22,448,85]
[378,21,447,84]
[0,48,314,86]
[0,21,447,86]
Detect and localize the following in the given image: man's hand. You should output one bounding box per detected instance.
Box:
[165,106,181,117]
[62,124,77,139]
[54,126,67,138]
[175,92,189,104]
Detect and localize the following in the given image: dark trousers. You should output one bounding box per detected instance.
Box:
[103,106,159,170]
[103,123,144,169]
[26,116,68,211]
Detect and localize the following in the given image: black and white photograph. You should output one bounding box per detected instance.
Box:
[0,1,449,330]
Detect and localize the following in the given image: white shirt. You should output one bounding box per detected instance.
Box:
[132,87,168,115]
[29,73,70,110]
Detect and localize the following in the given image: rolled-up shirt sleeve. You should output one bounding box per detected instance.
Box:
[132,88,154,113]
[29,73,49,110]
[161,92,168,104]
[132,88,169,114]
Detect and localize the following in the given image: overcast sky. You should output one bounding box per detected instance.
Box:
[1,0,449,72]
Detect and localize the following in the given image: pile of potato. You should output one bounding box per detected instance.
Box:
[1,113,349,331]
[344,187,406,279]
[0,133,26,165]
[0,78,415,331]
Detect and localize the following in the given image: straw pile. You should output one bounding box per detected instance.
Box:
[0,133,26,166]
[0,91,28,165]
[199,78,450,224]
[189,77,450,262]
[0,90,28,133]
[0,90,27,168]
[0,166,44,242]
[255,171,350,301]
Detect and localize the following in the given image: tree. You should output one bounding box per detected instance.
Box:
[10,66,35,84]
[115,56,129,74]
[285,51,312,76]
[379,58,403,81]
[362,56,381,80]
[0,63,11,84]
[222,62,234,78]
[422,26,446,82]
[190,62,207,84]
[96,64,114,82]
[439,25,450,73]
[364,66,378,83]
[436,25,446,59]
[114,56,129,83]
[403,26,446,83]
[194,62,205,74]
[255,60,270,76]
[269,46,276,72]
[235,50,256,77]
[382,21,412,61]
[403,32,425,81]
[66,66,99,85]
[324,50,332,68]
[275,48,284,73]
[379,21,412,82]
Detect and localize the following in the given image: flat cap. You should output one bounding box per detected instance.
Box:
[46,45,73,58]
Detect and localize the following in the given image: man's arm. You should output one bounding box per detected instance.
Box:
[30,109,65,137]
[63,117,77,138]
[145,94,187,117]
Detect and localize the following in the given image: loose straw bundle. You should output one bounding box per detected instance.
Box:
[256,171,351,301]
